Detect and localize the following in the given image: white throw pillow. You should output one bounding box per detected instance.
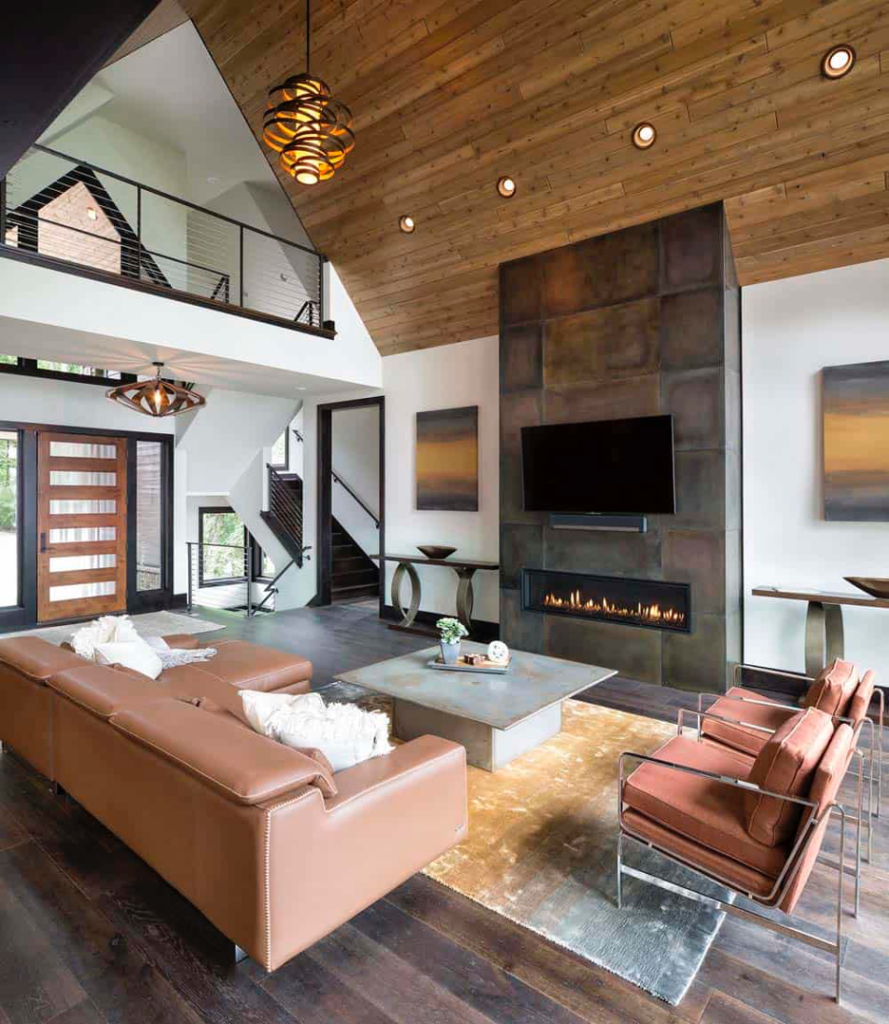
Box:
[239,690,393,772]
[71,614,141,660]
[94,640,164,680]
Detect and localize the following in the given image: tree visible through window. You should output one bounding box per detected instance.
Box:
[199,507,247,584]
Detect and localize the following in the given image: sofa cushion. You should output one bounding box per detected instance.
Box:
[622,735,788,878]
[802,659,859,718]
[110,699,335,804]
[744,708,834,847]
[0,637,84,683]
[701,687,797,757]
[200,640,312,692]
[48,663,167,719]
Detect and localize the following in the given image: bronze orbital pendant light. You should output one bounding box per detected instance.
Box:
[106,362,206,418]
[262,0,354,185]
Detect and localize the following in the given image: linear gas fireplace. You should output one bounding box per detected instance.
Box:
[522,568,692,634]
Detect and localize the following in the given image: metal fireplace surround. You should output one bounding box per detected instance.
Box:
[521,568,692,634]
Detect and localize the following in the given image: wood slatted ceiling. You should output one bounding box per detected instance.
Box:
[180,0,889,354]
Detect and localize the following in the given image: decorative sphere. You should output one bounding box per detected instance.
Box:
[487,641,509,665]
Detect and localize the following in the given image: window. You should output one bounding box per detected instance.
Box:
[0,431,18,608]
[136,441,163,591]
[198,507,247,586]
[270,429,289,469]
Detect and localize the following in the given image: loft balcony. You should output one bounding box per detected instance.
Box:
[0,144,332,340]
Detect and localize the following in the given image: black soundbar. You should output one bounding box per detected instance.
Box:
[548,513,648,533]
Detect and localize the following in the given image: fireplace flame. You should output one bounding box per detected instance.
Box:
[542,589,686,626]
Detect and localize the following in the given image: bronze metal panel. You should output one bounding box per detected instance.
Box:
[545,615,662,687]
[500,588,544,655]
[543,298,659,388]
[500,255,542,326]
[544,521,662,578]
[662,529,726,616]
[541,222,659,318]
[662,612,728,693]
[544,374,661,425]
[500,523,543,591]
[501,324,542,394]
[659,287,724,371]
[661,368,723,451]
[661,205,722,293]
[672,451,726,530]
[500,390,543,525]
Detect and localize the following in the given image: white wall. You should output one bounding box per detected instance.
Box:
[384,336,500,623]
[332,405,380,561]
[743,258,889,678]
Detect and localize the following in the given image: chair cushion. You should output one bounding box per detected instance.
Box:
[802,659,859,718]
[623,735,788,878]
[48,664,167,719]
[848,670,876,728]
[701,687,797,756]
[744,708,834,847]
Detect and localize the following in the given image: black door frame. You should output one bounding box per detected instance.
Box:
[316,396,384,614]
[0,419,175,632]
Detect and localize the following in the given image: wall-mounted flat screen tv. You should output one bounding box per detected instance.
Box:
[521,415,676,514]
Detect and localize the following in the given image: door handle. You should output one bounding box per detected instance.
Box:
[40,532,47,553]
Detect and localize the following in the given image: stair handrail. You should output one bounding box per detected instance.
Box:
[291,427,380,529]
[267,463,305,567]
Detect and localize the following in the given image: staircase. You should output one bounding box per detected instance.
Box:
[332,517,379,602]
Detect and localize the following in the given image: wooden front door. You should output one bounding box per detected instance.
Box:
[37,432,128,622]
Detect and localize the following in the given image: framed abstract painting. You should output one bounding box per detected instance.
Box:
[823,359,889,521]
[416,406,479,511]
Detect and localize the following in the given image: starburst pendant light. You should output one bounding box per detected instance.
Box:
[262,0,354,185]
[106,363,206,418]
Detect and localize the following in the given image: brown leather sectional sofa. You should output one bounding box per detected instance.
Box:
[0,634,468,971]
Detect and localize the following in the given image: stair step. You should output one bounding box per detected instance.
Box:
[332,582,379,602]
[333,568,378,587]
[333,555,371,573]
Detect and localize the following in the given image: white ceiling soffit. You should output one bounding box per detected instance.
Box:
[91,21,280,206]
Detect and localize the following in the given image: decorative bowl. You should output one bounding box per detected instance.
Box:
[845,576,889,599]
[417,545,457,560]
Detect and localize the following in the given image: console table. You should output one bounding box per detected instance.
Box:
[374,553,499,634]
[753,585,889,676]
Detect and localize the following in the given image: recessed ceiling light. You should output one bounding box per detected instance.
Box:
[821,44,855,79]
[399,215,415,233]
[86,207,98,221]
[632,122,656,149]
[497,176,516,198]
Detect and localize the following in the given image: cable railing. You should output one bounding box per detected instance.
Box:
[187,541,268,617]
[0,144,328,333]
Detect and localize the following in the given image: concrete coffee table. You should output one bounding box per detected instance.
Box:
[336,642,616,771]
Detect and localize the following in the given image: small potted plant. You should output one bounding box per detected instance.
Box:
[436,617,468,665]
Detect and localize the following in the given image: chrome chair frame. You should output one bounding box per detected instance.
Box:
[617,748,862,1003]
[716,663,884,819]
[677,706,867,908]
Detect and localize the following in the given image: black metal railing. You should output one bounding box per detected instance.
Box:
[0,145,327,333]
[187,541,266,617]
[266,465,307,565]
[292,428,379,528]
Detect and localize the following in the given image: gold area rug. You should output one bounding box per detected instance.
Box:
[421,700,728,1006]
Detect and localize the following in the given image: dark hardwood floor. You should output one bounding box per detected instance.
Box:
[0,601,885,1024]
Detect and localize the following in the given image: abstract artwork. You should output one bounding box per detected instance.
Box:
[823,360,889,521]
[416,406,478,511]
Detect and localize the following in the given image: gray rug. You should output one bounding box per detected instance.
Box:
[2,611,224,644]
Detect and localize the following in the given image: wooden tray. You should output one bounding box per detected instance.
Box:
[428,655,511,674]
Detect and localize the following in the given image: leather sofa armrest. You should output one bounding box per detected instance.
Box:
[162,634,202,650]
[110,699,333,805]
[256,735,467,970]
